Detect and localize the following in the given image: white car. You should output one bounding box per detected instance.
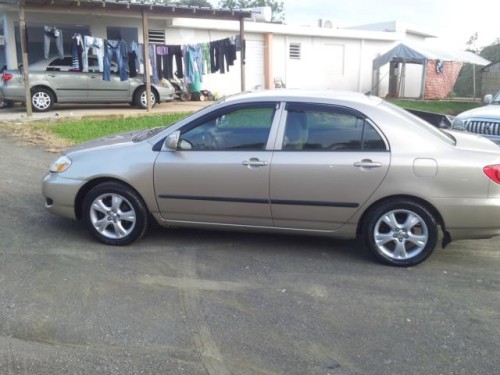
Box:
[452,91,500,144]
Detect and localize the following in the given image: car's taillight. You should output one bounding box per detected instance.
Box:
[483,165,500,184]
[1,72,13,82]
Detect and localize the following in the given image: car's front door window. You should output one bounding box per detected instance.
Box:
[179,104,277,151]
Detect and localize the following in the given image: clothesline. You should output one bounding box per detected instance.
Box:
[44,24,241,87]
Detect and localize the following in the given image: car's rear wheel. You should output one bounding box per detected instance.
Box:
[82,182,149,246]
[135,87,157,109]
[363,200,438,267]
[31,87,54,112]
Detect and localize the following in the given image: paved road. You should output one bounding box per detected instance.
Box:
[0,131,499,375]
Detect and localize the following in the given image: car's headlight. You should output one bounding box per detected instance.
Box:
[452,118,465,130]
[50,155,72,173]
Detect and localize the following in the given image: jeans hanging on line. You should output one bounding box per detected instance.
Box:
[149,44,159,84]
[44,26,64,59]
[82,36,104,72]
[103,39,129,81]
[186,44,203,84]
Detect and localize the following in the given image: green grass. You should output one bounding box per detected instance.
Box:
[41,100,481,145]
[388,99,480,116]
[47,113,189,143]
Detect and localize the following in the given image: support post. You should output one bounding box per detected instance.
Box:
[420,59,428,100]
[19,2,32,116]
[142,9,152,112]
[239,17,245,92]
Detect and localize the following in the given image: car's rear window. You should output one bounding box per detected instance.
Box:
[380,101,456,145]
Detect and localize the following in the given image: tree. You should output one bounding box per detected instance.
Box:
[218,0,285,22]
[453,33,500,98]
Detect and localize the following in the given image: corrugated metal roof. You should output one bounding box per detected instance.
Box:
[0,0,252,21]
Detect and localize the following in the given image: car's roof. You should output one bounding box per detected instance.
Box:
[223,89,384,107]
[29,56,101,70]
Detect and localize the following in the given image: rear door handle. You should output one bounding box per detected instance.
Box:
[353,160,382,169]
[242,158,268,167]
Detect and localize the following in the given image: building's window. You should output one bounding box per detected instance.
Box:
[289,43,301,60]
[15,24,90,65]
[107,26,138,44]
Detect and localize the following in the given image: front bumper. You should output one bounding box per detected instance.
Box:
[42,172,86,220]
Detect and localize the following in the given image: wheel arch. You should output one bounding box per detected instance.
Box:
[74,177,146,220]
[133,85,159,103]
[356,195,446,237]
[31,85,58,103]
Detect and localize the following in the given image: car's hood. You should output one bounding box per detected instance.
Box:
[65,130,143,154]
[456,104,500,120]
[446,130,500,151]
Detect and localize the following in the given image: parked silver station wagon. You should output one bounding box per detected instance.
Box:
[0,56,174,112]
[42,90,500,266]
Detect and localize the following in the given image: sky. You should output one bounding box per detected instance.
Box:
[274,0,499,50]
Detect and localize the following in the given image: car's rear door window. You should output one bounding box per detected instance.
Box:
[283,103,387,151]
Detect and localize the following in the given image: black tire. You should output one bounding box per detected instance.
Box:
[31,87,54,112]
[363,199,438,267]
[135,87,157,109]
[82,182,149,246]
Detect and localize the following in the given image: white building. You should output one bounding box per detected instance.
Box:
[0,1,434,98]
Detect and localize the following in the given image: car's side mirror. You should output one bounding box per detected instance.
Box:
[484,94,493,104]
[165,131,180,150]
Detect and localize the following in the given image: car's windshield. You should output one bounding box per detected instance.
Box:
[492,91,500,104]
[380,101,456,145]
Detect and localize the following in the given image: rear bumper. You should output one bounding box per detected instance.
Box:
[0,85,26,102]
[434,197,500,240]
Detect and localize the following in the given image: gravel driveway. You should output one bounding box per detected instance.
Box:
[0,129,499,375]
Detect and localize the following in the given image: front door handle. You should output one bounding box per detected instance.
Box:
[242,158,268,167]
[353,159,382,169]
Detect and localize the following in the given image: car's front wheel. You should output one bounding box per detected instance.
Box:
[31,87,54,112]
[82,182,149,246]
[135,87,157,109]
[363,200,438,267]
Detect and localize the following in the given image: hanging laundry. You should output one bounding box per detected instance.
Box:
[148,44,159,84]
[201,42,211,75]
[44,26,64,59]
[71,33,83,71]
[128,50,138,78]
[156,44,169,81]
[165,45,183,79]
[103,39,129,81]
[82,36,104,72]
[130,41,142,74]
[209,38,236,74]
[186,44,203,83]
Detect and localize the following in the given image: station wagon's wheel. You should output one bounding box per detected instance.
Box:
[82,182,149,246]
[31,87,54,112]
[135,87,157,109]
[363,200,438,267]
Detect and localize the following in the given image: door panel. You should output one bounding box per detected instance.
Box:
[154,150,273,225]
[270,151,389,230]
[45,71,88,101]
[153,102,279,226]
[270,102,390,231]
[88,73,129,100]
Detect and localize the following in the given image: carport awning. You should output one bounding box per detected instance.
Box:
[373,42,491,70]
